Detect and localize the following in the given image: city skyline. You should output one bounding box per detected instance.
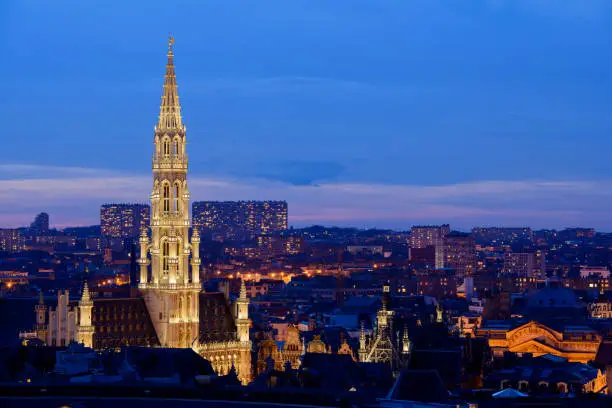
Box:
[2,1,612,229]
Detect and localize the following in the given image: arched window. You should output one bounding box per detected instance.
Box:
[162,241,170,272]
[557,382,568,394]
[163,184,170,213]
[174,139,180,157]
[173,183,180,213]
[163,138,171,156]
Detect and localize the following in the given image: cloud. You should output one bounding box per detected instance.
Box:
[1,164,612,230]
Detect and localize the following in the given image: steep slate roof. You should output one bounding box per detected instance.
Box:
[92,298,160,349]
[199,292,237,343]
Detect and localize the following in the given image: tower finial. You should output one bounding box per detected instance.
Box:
[80,280,91,304]
[158,34,182,131]
[240,279,247,299]
[168,34,175,55]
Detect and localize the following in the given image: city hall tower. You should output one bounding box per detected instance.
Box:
[139,36,201,348]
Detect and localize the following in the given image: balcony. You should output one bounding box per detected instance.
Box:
[152,154,188,171]
[139,282,201,291]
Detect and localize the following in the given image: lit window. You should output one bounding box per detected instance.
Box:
[163,184,170,213]
[162,241,170,272]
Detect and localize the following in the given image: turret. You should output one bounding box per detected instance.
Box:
[359,321,367,361]
[235,279,250,342]
[35,291,47,327]
[190,228,200,284]
[436,302,444,324]
[138,228,149,285]
[76,281,94,347]
[402,325,412,355]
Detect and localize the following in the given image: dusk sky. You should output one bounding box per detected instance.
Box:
[1,1,612,230]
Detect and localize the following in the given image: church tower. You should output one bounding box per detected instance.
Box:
[139,36,201,348]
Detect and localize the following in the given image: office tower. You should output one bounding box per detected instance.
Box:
[100,204,150,238]
[0,229,26,253]
[192,200,288,238]
[30,212,49,236]
[443,232,476,277]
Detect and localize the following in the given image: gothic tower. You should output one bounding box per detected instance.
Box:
[35,291,47,341]
[76,281,94,347]
[139,36,201,348]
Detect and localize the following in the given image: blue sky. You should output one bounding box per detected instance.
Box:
[1,1,612,229]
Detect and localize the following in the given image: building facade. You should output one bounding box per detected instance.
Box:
[0,229,25,253]
[476,320,601,363]
[358,285,411,372]
[192,200,288,239]
[443,232,476,277]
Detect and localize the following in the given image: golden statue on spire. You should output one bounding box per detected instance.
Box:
[168,34,175,54]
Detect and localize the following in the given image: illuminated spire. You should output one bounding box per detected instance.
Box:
[157,34,183,131]
[240,279,247,299]
[436,302,443,323]
[359,321,366,347]
[80,281,92,305]
[38,290,44,306]
[402,325,411,355]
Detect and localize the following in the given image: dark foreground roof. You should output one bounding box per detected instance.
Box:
[0,383,365,408]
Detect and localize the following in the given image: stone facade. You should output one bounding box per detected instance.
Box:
[476,320,601,363]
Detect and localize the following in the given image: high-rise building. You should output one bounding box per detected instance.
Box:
[502,250,546,278]
[100,204,150,238]
[409,225,449,269]
[192,200,288,238]
[30,212,49,236]
[0,229,26,253]
[409,224,450,248]
[443,232,476,277]
[503,252,535,277]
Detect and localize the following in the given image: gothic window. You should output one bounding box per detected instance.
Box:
[174,139,180,157]
[173,183,180,213]
[163,184,170,213]
[163,138,171,156]
[162,241,170,272]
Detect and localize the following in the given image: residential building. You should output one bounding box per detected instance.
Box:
[193,200,288,238]
[0,229,25,253]
[100,204,150,238]
[443,232,475,277]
